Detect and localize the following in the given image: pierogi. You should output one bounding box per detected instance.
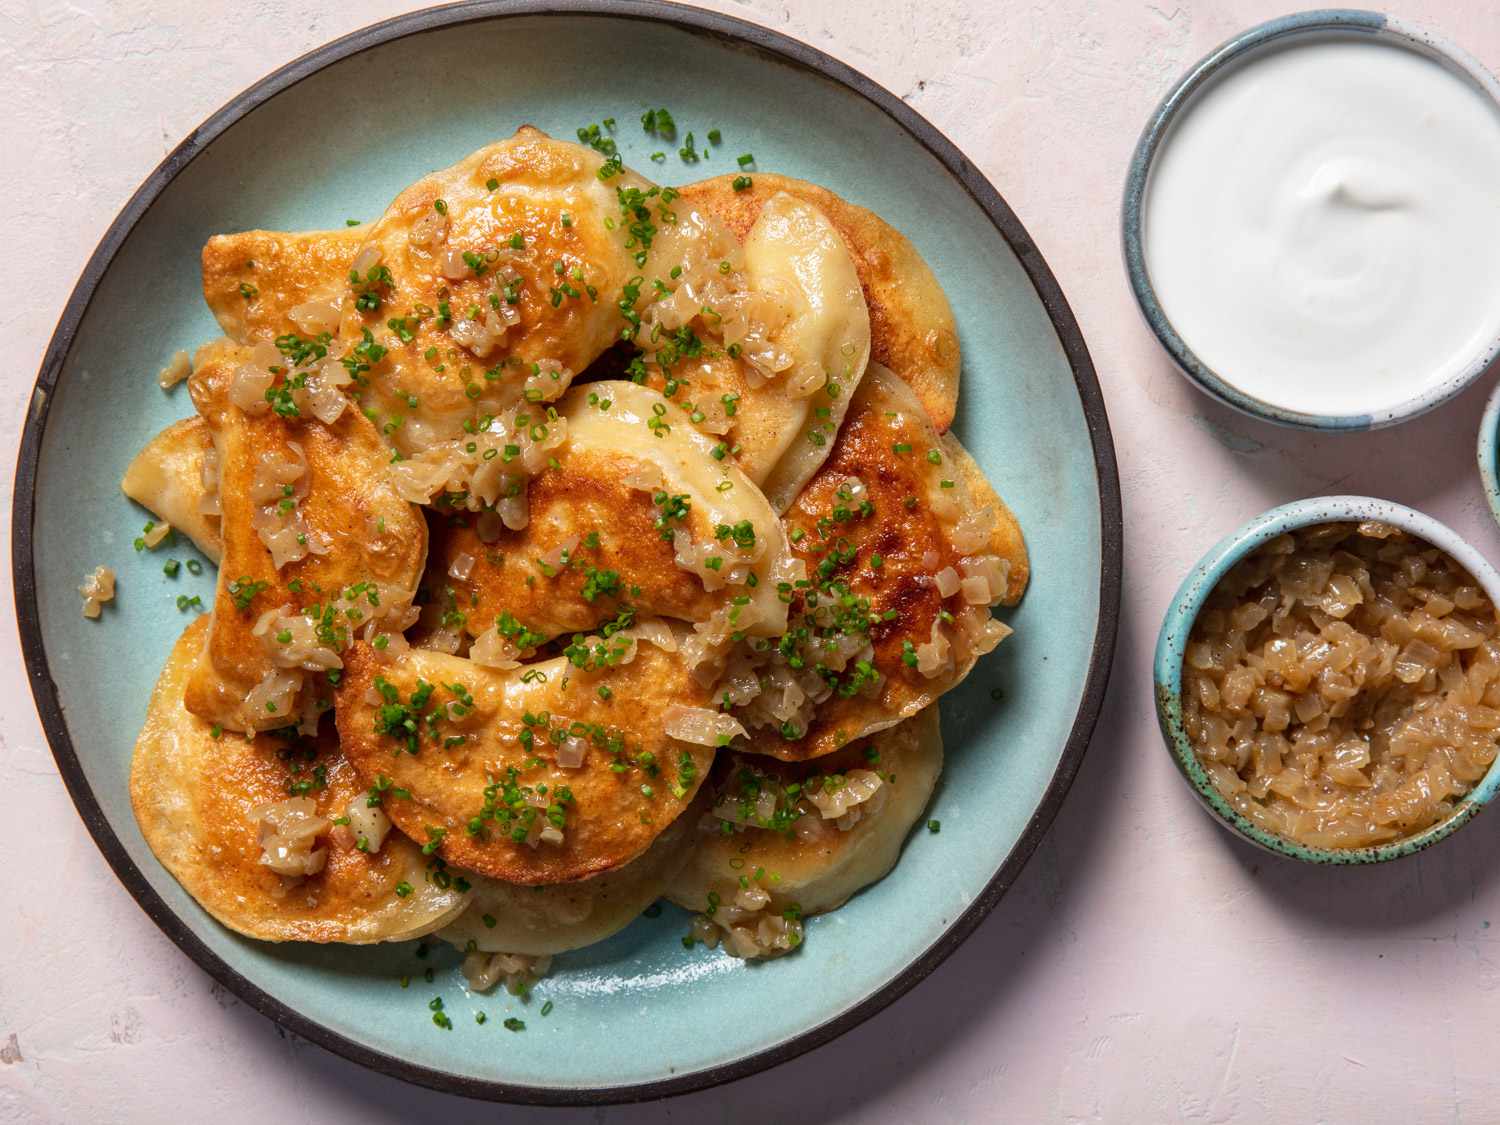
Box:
[132,618,469,942]
[119,124,1026,977]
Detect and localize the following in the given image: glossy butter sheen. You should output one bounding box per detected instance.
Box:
[1145,35,1500,416]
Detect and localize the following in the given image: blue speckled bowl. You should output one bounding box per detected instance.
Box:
[1155,496,1500,864]
[13,1,1120,1106]
[1478,380,1500,530]
[1123,9,1500,431]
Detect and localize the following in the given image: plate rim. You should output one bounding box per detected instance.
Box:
[11,0,1122,1106]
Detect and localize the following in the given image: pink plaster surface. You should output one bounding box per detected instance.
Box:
[4,2,1500,1121]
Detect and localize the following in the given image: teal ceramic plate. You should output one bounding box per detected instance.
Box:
[14,1,1120,1105]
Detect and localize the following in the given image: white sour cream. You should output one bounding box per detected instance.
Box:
[1144,35,1500,418]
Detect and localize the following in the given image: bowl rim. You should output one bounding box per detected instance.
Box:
[1121,8,1500,432]
[9,0,1123,1107]
[1153,495,1500,864]
[1478,380,1500,531]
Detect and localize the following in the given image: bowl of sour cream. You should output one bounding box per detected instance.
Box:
[1124,10,1500,430]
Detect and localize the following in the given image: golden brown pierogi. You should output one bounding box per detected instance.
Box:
[184,337,427,733]
[131,618,470,942]
[676,173,961,432]
[203,224,370,343]
[439,793,704,956]
[121,415,223,563]
[669,707,942,930]
[735,363,1025,762]
[625,190,872,510]
[426,380,794,645]
[333,633,716,885]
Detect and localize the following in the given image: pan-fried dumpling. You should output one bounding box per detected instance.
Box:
[676,173,960,432]
[183,337,427,733]
[335,126,656,455]
[199,128,665,462]
[701,363,1026,762]
[202,224,369,343]
[423,379,796,646]
[120,416,222,563]
[628,191,871,510]
[131,618,470,942]
[332,629,716,885]
[667,707,942,958]
[439,792,702,956]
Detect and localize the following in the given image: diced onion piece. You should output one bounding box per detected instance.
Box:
[915,617,951,678]
[408,209,448,250]
[244,669,302,725]
[254,797,329,877]
[664,704,747,747]
[448,552,476,581]
[469,627,521,669]
[934,566,961,597]
[288,300,341,336]
[961,555,1010,605]
[350,244,381,276]
[555,735,589,769]
[499,492,529,531]
[79,566,116,619]
[252,604,342,671]
[952,505,998,554]
[439,247,470,280]
[419,628,462,656]
[806,769,883,820]
[960,575,992,606]
[305,366,349,424]
[345,798,391,853]
[229,363,275,413]
[634,619,679,652]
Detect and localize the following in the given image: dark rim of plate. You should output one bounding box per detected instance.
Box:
[12,0,1122,1107]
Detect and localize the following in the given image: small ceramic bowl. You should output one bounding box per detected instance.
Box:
[1155,495,1500,863]
[1478,380,1500,530]
[1123,10,1500,431]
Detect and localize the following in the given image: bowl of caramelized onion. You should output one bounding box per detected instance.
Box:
[1156,496,1500,863]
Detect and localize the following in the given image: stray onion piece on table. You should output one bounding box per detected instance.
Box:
[120,125,1025,976]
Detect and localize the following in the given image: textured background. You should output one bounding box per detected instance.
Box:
[5,1,1500,1121]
